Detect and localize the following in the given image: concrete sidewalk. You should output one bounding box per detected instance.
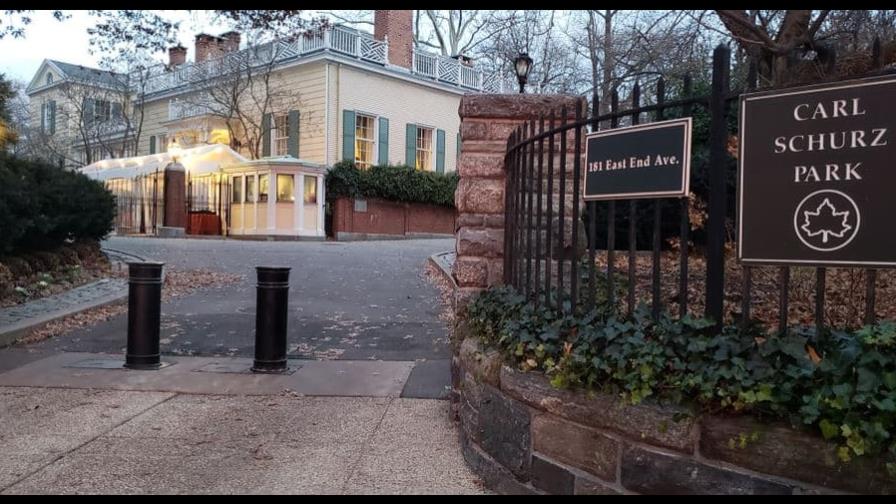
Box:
[0,353,485,494]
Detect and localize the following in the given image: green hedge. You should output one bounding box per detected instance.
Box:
[0,154,115,255]
[467,285,896,475]
[325,161,458,207]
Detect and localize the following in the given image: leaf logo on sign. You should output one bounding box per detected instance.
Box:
[800,198,853,244]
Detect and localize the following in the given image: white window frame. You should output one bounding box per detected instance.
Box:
[42,101,53,134]
[354,113,377,169]
[272,113,289,157]
[93,99,112,123]
[416,125,434,171]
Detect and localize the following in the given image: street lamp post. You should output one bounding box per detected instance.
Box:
[514,53,533,94]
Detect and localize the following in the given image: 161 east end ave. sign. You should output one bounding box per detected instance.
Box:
[583,118,692,200]
[738,74,896,267]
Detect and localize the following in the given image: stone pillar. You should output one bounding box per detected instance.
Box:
[454,94,586,313]
[160,162,186,237]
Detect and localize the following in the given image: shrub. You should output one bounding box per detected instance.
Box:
[466,285,896,475]
[0,154,115,254]
[325,161,459,207]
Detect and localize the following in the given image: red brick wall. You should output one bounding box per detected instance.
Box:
[332,197,455,238]
[374,10,413,69]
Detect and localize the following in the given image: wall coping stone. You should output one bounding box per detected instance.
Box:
[455,337,893,495]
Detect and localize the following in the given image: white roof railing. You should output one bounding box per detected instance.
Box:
[141,25,506,96]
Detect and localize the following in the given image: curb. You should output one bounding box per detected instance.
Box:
[0,284,128,349]
[0,246,147,349]
[427,251,458,291]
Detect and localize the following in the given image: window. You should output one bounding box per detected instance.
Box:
[246,175,257,203]
[258,174,269,203]
[93,99,112,123]
[354,114,375,169]
[416,126,433,171]
[272,114,289,156]
[42,101,55,135]
[303,176,317,204]
[45,74,54,85]
[158,134,168,153]
[277,174,295,202]
[232,176,243,203]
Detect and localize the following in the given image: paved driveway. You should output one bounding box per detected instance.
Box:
[12,237,456,397]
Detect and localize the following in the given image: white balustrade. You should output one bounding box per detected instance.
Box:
[140,25,500,96]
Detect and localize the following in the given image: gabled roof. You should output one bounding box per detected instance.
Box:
[25,58,125,95]
[48,60,124,87]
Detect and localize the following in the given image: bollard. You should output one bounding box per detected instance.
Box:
[252,266,291,373]
[124,262,164,370]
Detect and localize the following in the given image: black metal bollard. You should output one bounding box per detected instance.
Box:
[124,262,164,370]
[252,267,291,373]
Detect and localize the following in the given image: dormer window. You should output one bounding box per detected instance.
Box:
[45,74,54,85]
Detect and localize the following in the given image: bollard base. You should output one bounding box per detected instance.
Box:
[251,359,290,374]
[124,353,163,370]
[124,362,163,371]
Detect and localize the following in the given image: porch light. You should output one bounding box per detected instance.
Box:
[514,53,533,94]
[168,140,183,162]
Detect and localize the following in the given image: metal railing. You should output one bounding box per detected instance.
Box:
[141,25,505,96]
[504,44,893,335]
[168,98,213,121]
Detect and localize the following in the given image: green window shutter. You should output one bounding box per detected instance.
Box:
[342,109,355,162]
[405,123,417,167]
[40,103,46,133]
[377,117,389,165]
[436,129,446,174]
[83,98,94,125]
[149,135,156,154]
[261,112,272,157]
[288,110,300,158]
[261,112,273,157]
[49,101,56,135]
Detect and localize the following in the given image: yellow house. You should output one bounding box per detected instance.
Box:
[24,10,510,172]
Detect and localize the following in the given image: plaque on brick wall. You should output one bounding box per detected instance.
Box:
[583,118,691,201]
[738,74,896,267]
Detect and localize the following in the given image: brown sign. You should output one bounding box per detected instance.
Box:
[738,74,896,267]
[583,118,691,201]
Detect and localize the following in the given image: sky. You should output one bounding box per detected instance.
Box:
[0,10,390,86]
[0,10,246,85]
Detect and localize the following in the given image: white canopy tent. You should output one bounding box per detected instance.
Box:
[79,144,248,181]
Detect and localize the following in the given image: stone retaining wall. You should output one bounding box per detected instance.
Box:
[451,338,895,495]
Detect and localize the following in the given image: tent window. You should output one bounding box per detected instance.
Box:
[232,176,243,203]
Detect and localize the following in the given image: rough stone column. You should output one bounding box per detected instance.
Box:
[453,94,586,313]
[161,162,186,237]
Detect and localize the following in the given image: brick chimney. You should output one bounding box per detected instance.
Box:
[168,45,187,67]
[195,33,224,63]
[220,31,241,53]
[374,10,413,69]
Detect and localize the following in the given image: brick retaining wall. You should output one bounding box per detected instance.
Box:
[331,196,455,240]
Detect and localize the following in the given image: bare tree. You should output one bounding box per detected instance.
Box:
[568,11,710,115]
[418,10,510,57]
[476,11,581,94]
[181,33,305,159]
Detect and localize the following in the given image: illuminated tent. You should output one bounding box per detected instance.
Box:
[78,144,248,181]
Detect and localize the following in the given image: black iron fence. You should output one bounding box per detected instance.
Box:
[107,171,230,236]
[106,172,166,235]
[503,43,893,333]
